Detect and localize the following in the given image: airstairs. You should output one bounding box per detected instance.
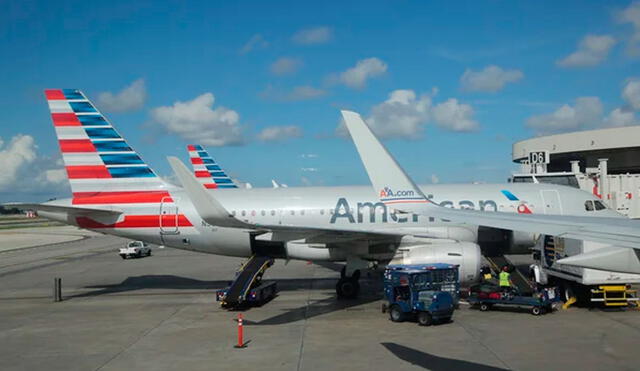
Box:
[220,255,274,307]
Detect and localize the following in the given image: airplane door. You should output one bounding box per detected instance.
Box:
[160,197,180,236]
[540,190,563,215]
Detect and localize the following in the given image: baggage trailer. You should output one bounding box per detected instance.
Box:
[530,236,639,307]
[468,283,559,315]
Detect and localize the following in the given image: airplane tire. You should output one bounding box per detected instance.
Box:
[336,278,360,299]
[389,305,405,322]
[479,303,491,311]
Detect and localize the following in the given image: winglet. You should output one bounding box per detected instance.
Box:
[167,156,249,228]
[340,110,429,209]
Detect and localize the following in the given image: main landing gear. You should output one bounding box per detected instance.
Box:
[336,268,361,299]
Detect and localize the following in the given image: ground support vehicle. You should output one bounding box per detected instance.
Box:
[119,241,151,259]
[469,282,559,315]
[381,264,458,326]
[531,236,640,307]
[216,255,277,309]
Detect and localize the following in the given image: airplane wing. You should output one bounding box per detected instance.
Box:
[340,109,640,250]
[4,203,122,217]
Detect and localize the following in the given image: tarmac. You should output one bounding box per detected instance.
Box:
[1,229,639,371]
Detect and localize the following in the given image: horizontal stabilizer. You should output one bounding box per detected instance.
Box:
[557,246,640,275]
[167,157,250,228]
[5,203,122,217]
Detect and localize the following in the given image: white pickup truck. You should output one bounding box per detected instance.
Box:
[119,241,152,259]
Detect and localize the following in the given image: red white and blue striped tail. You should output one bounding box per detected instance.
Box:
[187,145,238,189]
[45,89,170,205]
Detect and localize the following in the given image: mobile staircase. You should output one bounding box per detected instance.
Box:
[217,255,276,309]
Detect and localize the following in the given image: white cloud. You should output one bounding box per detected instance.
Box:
[261,85,326,102]
[604,107,640,127]
[0,135,37,189]
[526,97,604,134]
[301,167,318,172]
[557,34,616,67]
[240,34,269,54]
[0,135,67,197]
[292,26,332,45]
[336,88,479,139]
[431,174,440,184]
[616,1,640,55]
[270,57,302,76]
[460,65,524,92]
[622,78,640,110]
[257,125,302,142]
[150,93,244,146]
[338,57,388,89]
[364,90,432,138]
[432,98,479,132]
[97,79,147,113]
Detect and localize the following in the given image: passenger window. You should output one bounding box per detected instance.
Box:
[261,210,266,216]
[301,210,305,216]
[320,209,325,215]
[584,201,594,211]
[290,210,295,216]
[241,210,246,216]
[231,210,236,216]
[270,210,276,216]
[251,210,256,217]
[594,200,607,211]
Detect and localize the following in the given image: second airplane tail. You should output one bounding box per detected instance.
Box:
[187,145,238,189]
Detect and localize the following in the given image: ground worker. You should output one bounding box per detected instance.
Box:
[499,265,512,291]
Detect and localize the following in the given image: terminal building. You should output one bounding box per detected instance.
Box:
[511,126,640,219]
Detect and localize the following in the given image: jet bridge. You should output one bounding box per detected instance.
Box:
[219,255,275,308]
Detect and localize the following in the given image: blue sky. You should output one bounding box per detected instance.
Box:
[1,0,640,201]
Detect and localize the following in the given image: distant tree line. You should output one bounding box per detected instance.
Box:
[0,206,22,215]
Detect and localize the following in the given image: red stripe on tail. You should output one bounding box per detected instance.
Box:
[72,191,173,204]
[195,170,211,178]
[52,113,81,126]
[45,89,65,100]
[204,183,218,189]
[59,139,96,153]
[190,157,204,165]
[66,165,112,179]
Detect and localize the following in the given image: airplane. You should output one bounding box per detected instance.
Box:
[187,144,239,189]
[9,89,626,300]
[340,109,640,276]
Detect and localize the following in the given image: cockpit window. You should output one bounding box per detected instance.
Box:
[585,200,594,211]
[593,200,607,211]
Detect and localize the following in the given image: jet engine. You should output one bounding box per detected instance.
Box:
[389,238,482,284]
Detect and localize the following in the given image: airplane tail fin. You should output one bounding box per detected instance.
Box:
[340,110,429,208]
[187,145,238,189]
[45,89,169,205]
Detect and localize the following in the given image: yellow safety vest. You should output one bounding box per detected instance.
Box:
[499,271,510,287]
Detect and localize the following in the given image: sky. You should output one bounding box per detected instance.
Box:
[1,0,640,202]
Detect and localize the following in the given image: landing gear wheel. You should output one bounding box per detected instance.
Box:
[417,312,433,326]
[479,303,490,311]
[389,305,405,322]
[531,306,542,316]
[336,278,360,299]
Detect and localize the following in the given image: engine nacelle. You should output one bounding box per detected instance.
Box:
[389,239,481,284]
[285,242,346,261]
